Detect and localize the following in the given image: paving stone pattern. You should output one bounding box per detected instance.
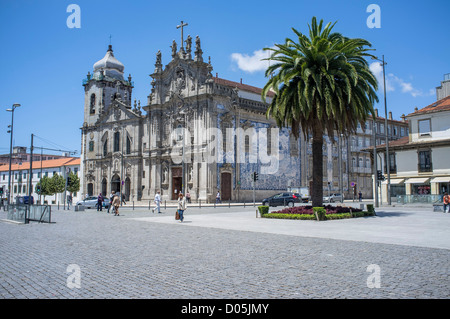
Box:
[0,207,449,299]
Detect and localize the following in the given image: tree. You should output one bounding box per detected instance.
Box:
[66,171,80,194]
[51,174,66,195]
[36,175,53,203]
[262,17,378,207]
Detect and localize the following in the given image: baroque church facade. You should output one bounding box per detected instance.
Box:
[80,35,304,203]
[80,32,402,203]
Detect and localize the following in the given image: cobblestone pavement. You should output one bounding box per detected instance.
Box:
[0,205,449,299]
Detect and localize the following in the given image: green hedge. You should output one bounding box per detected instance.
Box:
[258,206,269,215]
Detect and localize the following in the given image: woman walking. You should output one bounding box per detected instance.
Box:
[177,193,187,222]
[111,191,120,216]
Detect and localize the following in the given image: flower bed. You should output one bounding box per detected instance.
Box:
[259,205,375,220]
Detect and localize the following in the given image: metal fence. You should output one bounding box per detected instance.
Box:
[5,204,52,223]
[396,194,443,204]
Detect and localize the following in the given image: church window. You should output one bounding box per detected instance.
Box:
[103,140,108,156]
[176,124,183,142]
[126,136,131,154]
[89,141,94,152]
[90,94,96,114]
[114,132,120,152]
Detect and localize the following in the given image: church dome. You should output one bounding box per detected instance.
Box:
[93,45,125,80]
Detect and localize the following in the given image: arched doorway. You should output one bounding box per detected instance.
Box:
[221,172,232,201]
[102,178,107,196]
[87,183,94,197]
[111,174,121,194]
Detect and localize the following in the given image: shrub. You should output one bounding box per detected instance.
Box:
[313,207,326,221]
[258,205,269,216]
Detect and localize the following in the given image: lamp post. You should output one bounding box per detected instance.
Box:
[372,55,390,205]
[6,104,21,205]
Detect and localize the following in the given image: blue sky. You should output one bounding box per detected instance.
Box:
[0,0,449,156]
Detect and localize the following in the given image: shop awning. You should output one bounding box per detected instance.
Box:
[404,177,430,184]
[430,176,450,183]
[382,178,404,185]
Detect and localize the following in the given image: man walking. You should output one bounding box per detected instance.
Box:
[97,193,103,211]
[153,191,161,213]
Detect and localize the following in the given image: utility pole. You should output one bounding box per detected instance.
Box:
[372,120,379,207]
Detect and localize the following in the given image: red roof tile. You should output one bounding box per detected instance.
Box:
[408,96,450,116]
[0,157,80,172]
[213,77,275,98]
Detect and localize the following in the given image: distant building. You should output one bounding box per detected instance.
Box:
[374,96,450,203]
[0,157,81,205]
[0,146,72,166]
[436,73,450,100]
[302,109,408,200]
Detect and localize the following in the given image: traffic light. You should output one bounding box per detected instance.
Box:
[253,171,259,182]
[36,184,41,194]
[377,170,385,181]
[0,186,3,195]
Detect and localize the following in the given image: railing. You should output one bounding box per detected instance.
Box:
[5,204,52,223]
[396,194,442,204]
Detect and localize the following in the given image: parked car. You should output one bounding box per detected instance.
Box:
[262,192,302,207]
[323,193,344,203]
[76,196,110,209]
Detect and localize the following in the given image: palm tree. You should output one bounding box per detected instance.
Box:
[262,17,378,207]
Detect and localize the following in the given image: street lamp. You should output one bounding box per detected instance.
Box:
[6,103,21,204]
[372,55,390,205]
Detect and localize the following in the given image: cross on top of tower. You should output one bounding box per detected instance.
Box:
[176,21,188,49]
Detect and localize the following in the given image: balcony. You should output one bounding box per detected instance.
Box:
[418,163,432,173]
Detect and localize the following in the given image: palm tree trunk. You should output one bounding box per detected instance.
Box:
[311,124,324,207]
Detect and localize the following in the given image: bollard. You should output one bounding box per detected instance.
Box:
[133,201,135,210]
[164,200,166,210]
[229,201,230,208]
[149,201,151,210]
[199,199,201,209]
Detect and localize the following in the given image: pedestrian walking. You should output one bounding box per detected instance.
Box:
[443,192,449,213]
[216,191,221,204]
[186,190,191,204]
[107,192,114,213]
[67,194,72,209]
[358,191,362,202]
[111,191,120,216]
[97,193,103,211]
[177,193,187,222]
[121,193,127,205]
[153,191,161,213]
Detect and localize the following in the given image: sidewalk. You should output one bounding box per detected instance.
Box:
[130,205,450,250]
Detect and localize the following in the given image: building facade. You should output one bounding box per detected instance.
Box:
[80,35,411,203]
[0,157,81,205]
[80,38,304,203]
[375,96,450,203]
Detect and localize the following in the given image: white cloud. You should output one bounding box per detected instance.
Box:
[230,48,270,73]
[369,62,434,98]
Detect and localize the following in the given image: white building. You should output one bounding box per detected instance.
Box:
[0,157,81,205]
[375,96,450,203]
